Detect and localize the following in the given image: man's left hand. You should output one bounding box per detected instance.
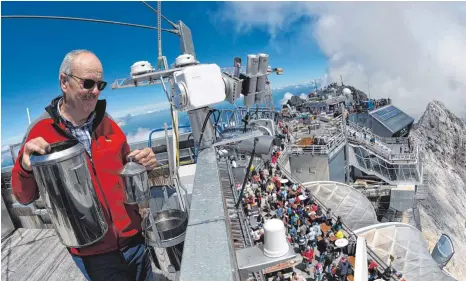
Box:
[127,147,157,171]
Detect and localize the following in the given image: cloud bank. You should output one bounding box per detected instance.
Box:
[111,102,170,119]
[280,92,294,105]
[126,127,191,144]
[219,2,466,120]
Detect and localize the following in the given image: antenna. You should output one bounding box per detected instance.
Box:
[1,15,178,33]
[141,1,178,29]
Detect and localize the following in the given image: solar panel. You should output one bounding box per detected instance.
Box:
[372,105,401,121]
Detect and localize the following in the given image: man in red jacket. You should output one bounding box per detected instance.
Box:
[11,50,157,281]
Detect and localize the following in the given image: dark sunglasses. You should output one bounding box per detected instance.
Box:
[68,74,107,91]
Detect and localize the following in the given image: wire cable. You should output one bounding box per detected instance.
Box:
[1,15,179,34]
[198,109,215,147]
[235,137,258,208]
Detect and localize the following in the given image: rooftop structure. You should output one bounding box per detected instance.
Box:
[354,223,457,281]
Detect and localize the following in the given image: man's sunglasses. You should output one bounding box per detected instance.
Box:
[68,74,107,91]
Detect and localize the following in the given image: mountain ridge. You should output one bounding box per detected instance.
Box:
[411,100,466,280]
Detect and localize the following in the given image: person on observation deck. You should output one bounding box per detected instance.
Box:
[11,50,157,281]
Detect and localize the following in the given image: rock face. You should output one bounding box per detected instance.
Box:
[411,100,466,280]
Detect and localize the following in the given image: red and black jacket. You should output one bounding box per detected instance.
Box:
[11,95,142,256]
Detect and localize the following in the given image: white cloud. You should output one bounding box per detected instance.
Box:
[2,134,24,147]
[126,127,191,144]
[300,93,308,100]
[280,92,294,105]
[2,145,10,152]
[220,2,466,120]
[111,102,170,119]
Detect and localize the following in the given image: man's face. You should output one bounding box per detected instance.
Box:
[60,53,104,116]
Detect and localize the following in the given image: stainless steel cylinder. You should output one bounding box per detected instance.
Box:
[30,140,108,248]
[143,209,188,248]
[120,159,150,204]
[244,54,259,107]
[255,53,269,104]
[257,53,269,75]
[233,57,242,78]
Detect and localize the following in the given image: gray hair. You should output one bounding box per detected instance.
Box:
[59,49,95,80]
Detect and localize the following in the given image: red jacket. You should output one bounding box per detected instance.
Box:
[11,96,142,257]
[302,249,314,261]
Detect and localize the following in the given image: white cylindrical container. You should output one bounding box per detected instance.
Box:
[263,219,289,258]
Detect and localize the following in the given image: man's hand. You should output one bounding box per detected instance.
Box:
[21,137,51,171]
[127,147,157,171]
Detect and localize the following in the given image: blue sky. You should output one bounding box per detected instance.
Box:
[1,1,327,146]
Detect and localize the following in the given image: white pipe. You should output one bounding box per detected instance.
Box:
[26,108,31,125]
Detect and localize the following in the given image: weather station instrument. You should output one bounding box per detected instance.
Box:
[2,2,290,281]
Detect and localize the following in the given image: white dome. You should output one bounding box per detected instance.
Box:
[342,88,352,95]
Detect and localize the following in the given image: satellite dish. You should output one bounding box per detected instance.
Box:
[431,234,455,268]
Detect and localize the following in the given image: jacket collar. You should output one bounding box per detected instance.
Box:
[45,94,107,132]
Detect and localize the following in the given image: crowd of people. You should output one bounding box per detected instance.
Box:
[235,121,406,281]
[239,149,357,281]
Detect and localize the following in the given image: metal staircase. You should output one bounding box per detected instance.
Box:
[414,172,429,200]
[348,142,422,185]
[381,207,403,223]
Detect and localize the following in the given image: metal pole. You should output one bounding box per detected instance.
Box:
[342,103,350,184]
[188,107,216,150]
[26,108,31,125]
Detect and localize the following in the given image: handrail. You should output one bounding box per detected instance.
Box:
[289,132,345,156]
[278,166,396,280]
[147,125,191,147]
[346,121,418,162]
[226,158,266,281]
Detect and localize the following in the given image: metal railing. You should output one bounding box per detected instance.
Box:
[289,132,346,156]
[277,167,397,281]
[347,121,418,162]
[216,108,277,131]
[226,158,266,281]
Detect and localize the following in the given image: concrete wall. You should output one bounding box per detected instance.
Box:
[289,153,329,183]
[329,146,346,183]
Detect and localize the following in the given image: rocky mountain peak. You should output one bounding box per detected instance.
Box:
[411,100,466,280]
[413,100,466,167]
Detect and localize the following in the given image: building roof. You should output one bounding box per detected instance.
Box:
[370,105,414,133]
[353,223,457,281]
[303,181,378,230]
